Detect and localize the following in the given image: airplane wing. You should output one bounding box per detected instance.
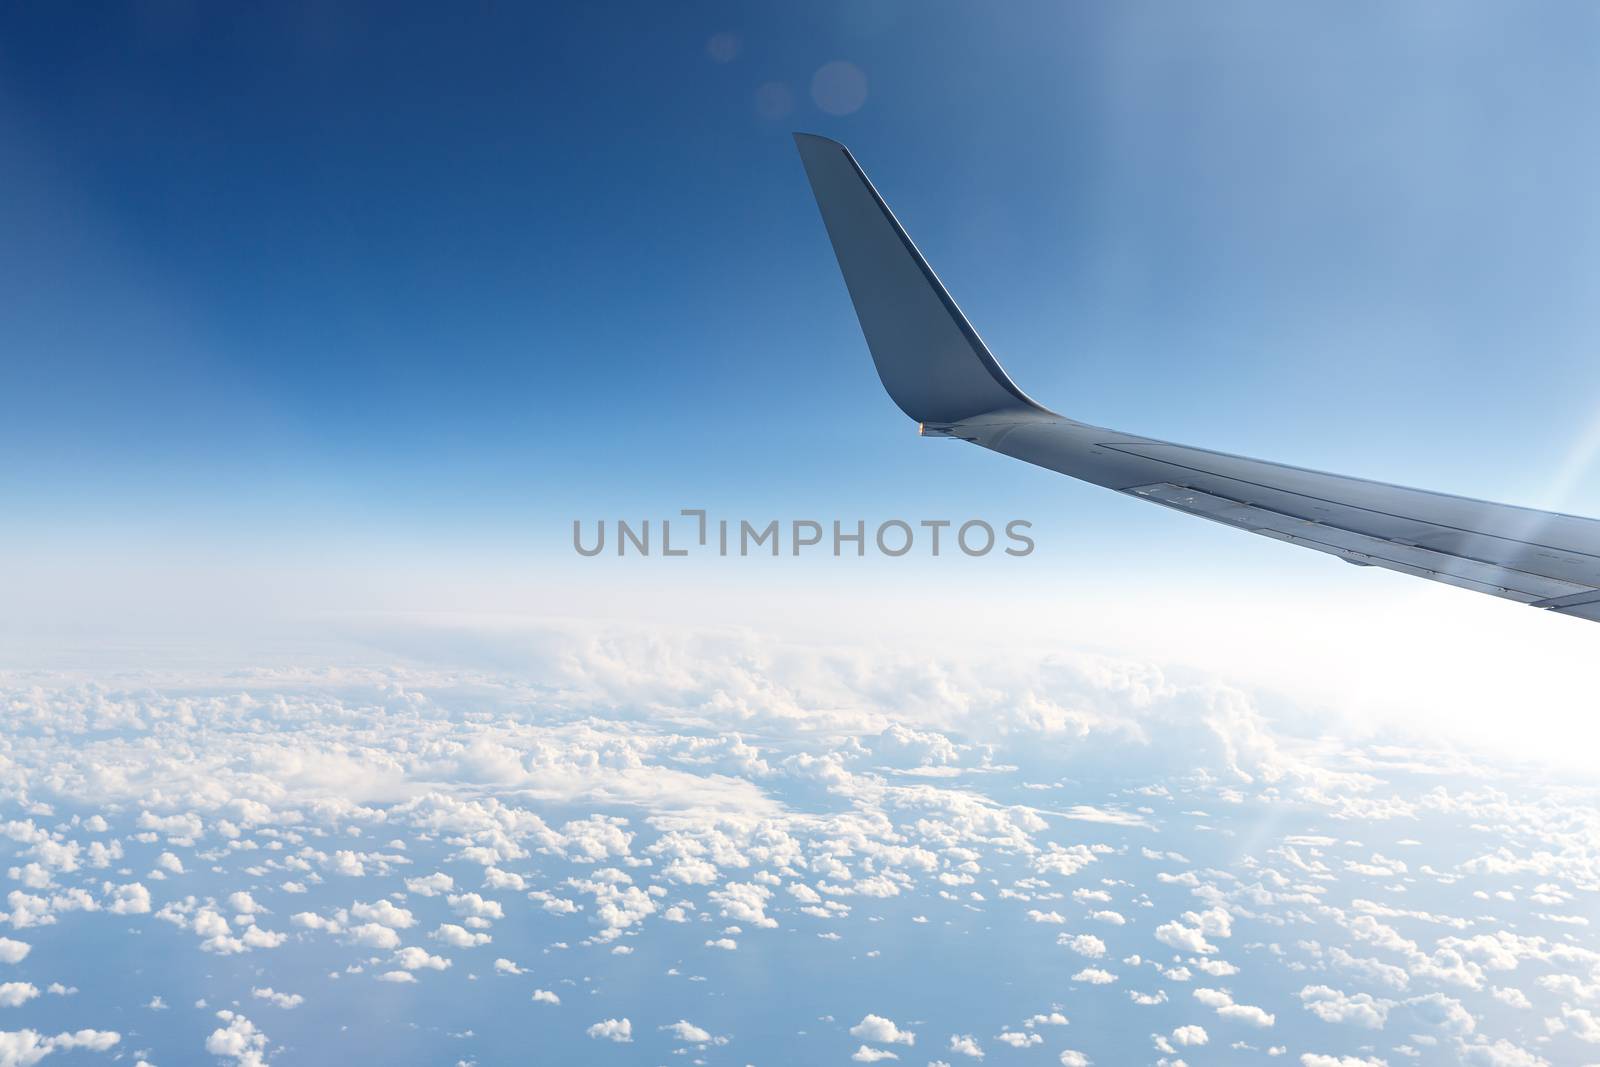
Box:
[794,132,1600,623]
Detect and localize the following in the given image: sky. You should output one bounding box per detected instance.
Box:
[6,2,1600,759]
[8,2,1600,529]
[7,8,1600,1065]
[3,8,1600,777]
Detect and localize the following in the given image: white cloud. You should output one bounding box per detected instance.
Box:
[241,926,285,950]
[1457,1038,1549,1066]
[1491,986,1532,1010]
[850,1015,915,1046]
[206,1011,267,1067]
[393,947,450,971]
[1072,968,1117,985]
[660,1020,712,1043]
[1172,1025,1208,1046]
[949,1034,984,1058]
[708,882,776,928]
[0,1029,120,1066]
[250,987,304,1009]
[346,923,401,950]
[226,892,261,915]
[1298,986,1391,1029]
[350,900,415,929]
[404,873,453,896]
[1194,988,1275,1028]
[852,1047,899,1063]
[105,882,150,915]
[430,923,490,948]
[324,851,366,877]
[531,989,560,1005]
[586,1018,632,1043]
[3,627,1597,1067]
[1060,933,1106,958]
[0,982,40,1008]
[0,939,29,965]
[1155,920,1216,955]
[1559,1005,1600,1043]
[447,893,503,921]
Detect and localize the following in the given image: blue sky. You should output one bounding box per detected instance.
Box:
[7,2,1600,530]
[6,3,1600,753]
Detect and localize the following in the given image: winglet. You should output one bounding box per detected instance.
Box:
[793,133,1045,425]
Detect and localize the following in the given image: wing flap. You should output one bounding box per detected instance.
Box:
[1097,440,1600,591]
[1123,481,1592,604]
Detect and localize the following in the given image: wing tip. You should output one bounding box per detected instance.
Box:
[792,131,845,149]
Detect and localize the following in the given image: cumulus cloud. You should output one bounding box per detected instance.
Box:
[430,923,490,948]
[708,882,776,928]
[1193,988,1275,1028]
[227,891,261,915]
[350,900,415,929]
[660,1020,712,1043]
[346,923,401,950]
[206,1011,267,1066]
[447,893,503,921]
[0,628,1594,1067]
[404,873,453,897]
[104,883,151,915]
[1060,933,1106,958]
[250,987,304,1009]
[586,1018,632,1043]
[1072,968,1117,985]
[1298,986,1391,1029]
[949,1034,984,1058]
[393,947,450,971]
[850,1015,915,1046]
[0,1029,120,1066]
[1153,908,1230,956]
[0,982,40,1008]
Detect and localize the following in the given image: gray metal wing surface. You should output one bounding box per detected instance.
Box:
[794,132,1600,623]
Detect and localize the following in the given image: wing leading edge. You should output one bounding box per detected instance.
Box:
[793,132,1600,623]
